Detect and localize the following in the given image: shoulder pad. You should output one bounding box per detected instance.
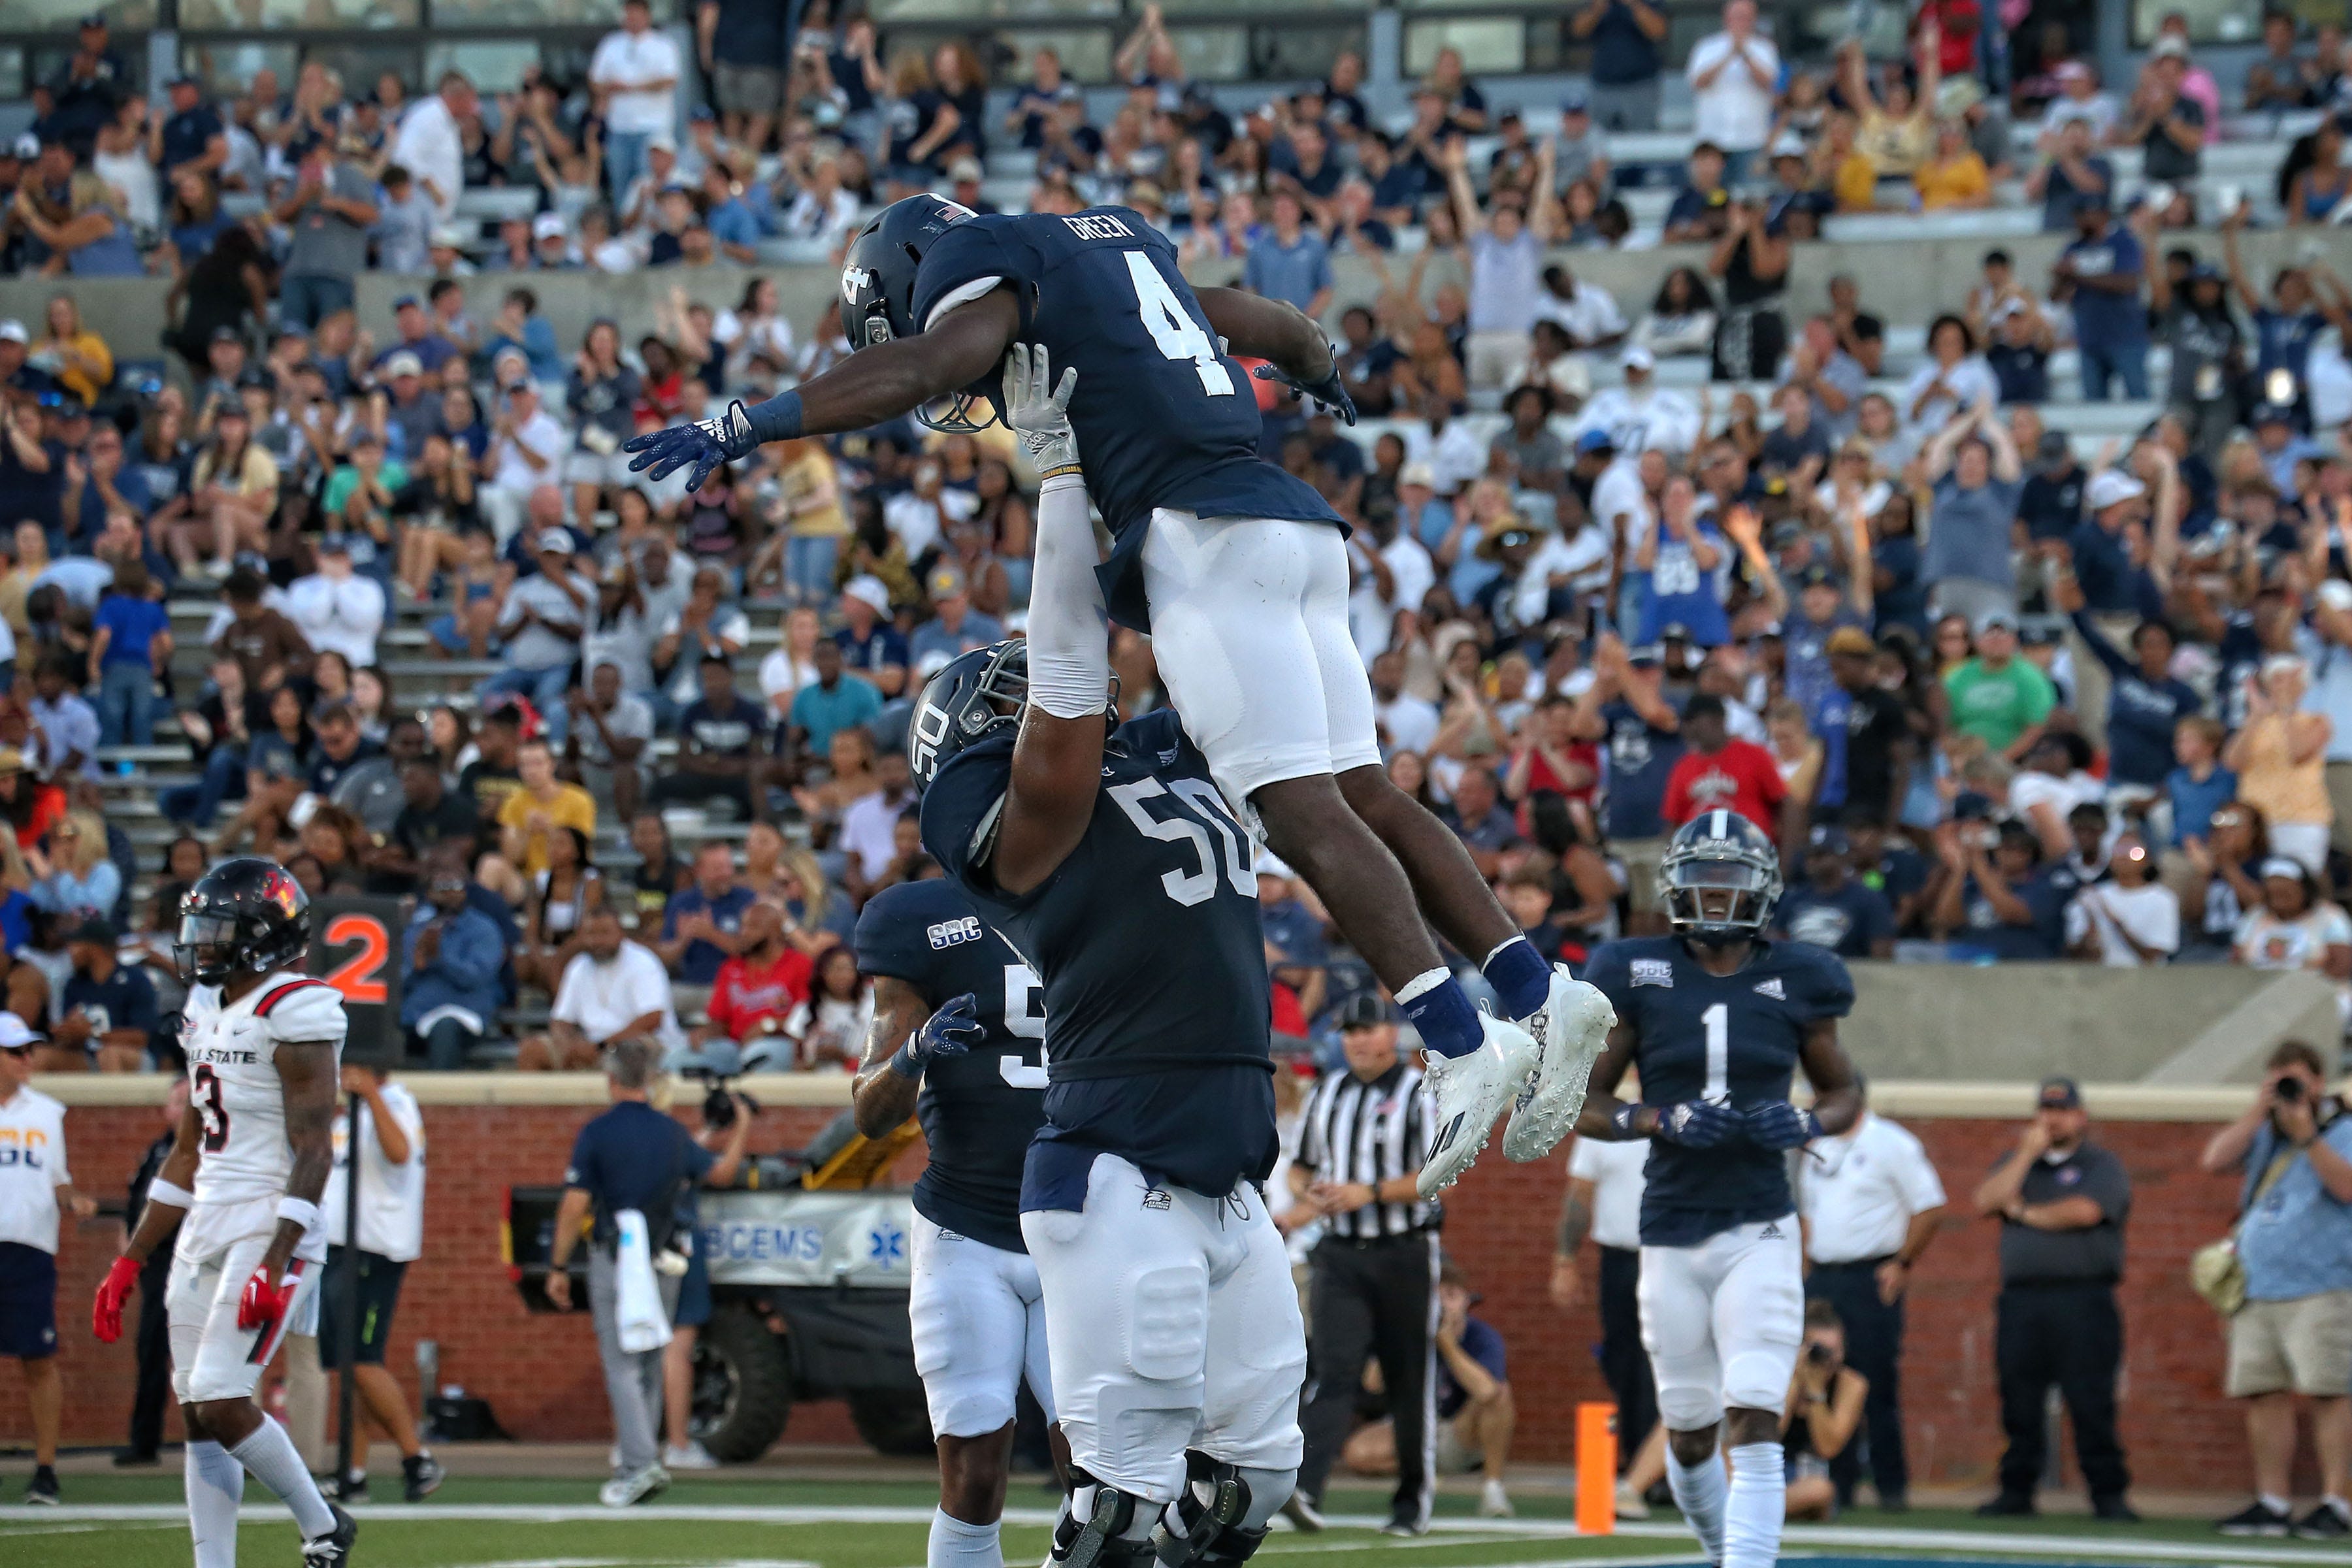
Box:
[253,978,350,1047]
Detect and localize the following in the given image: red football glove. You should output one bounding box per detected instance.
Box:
[92,1256,142,1344]
[237,1262,297,1335]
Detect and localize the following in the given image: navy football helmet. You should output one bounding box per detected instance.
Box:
[840,193,998,434]
[174,857,314,985]
[909,639,1122,790]
[1660,809,1783,947]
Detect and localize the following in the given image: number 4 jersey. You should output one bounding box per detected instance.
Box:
[920,708,1278,1210]
[180,973,348,1261]
[853,878,1048,1255]
[1582,936,1854,1247]
[909,208,1341,630]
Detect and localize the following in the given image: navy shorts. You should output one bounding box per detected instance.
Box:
[0,1241,59,1360]
[316,1247,407,1369]
[675,1244,711,1330]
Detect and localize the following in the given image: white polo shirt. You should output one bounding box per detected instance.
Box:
[324,1081,427,1263]
[1795,1111,1947,1264]
[1567,1134,1649,1252]
[590,28,682,138]
[0,1085,70,1254]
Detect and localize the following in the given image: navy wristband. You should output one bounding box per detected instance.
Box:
[744,388,805,445]
[887,1042,921,1080]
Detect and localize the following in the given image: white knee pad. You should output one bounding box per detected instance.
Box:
[1722,1349,1795,1418]
[1657,1381,1727,1431]
[1234,1467,1296,1532]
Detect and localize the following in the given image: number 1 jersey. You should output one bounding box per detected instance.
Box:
[853,877,1047,1255]
[180,973,348,1260]
[1581,937,1853,1247]
[909,208,1341,630]
[920,709,1277,1209]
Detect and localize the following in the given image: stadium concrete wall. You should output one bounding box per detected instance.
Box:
[0,1077,2289,1494]
[11,229,2349,382]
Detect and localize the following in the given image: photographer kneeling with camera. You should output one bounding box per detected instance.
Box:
[1782,1299,1868,1521]
[2200,1041,2352,1541]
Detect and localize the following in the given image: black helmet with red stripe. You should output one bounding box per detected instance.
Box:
[174,857,313,986]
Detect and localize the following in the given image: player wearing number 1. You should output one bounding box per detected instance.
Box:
[1574,812,1862,1568]
[849,878,1059,1568]
[623,194,1613,1196]
[91,857,357,1568]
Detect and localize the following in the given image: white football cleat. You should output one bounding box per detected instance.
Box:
[1417,1013,1541,1198]
[1501,967,1617,1162]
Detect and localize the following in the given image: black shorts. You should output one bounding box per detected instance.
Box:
[316,1247,407,1369]
[0,1241,59,1360]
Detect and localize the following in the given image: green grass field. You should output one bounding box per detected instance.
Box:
[5,1475,2349,1568]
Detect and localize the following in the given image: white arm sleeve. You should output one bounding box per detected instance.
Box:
[1024,472,1113,720]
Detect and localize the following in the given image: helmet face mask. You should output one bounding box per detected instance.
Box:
[907,639,1119,791]
[840,194,1003,434]
[1661,812,1782,947]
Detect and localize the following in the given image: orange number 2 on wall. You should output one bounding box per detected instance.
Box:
[321,914,390,1005]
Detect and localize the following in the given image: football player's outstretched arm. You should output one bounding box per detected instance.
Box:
[992,344,1111,897]
[625,290,1021,489]
[265,1041,340,1275]
[1195,287,1357,422]
[94,1097,201,1341]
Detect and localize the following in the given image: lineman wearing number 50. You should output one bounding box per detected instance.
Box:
[850,875,1061,1568]
[91,858,359,1568]
[625,192,1612,1198]
[1574,812,1864,1568]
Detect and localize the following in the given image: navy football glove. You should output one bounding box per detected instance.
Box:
[1252,355,1358,425]
[1742,1102,1825,1151]
[1613,1100,1741,1149]
[889,992,985,1080]
[623,400,760,490]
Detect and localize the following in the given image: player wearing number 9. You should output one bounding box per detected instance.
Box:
[1569,810,1862,1568]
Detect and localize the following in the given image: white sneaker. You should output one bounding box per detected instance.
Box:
[598,1465,670,1507]
[1277,1492,1324,1532]
[1501,968,1616,1162]
[1478,1478,1513,1518]
[1417,1014,1541,1198]
[662,1441,719,1471]
[1614,1478,1650,1520]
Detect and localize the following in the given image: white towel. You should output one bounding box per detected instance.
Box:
[612,1209,672,1354]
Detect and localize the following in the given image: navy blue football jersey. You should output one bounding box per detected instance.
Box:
[909,208,1342,630]
[1583,936,1855,1246]
[919,707,1277,1209]
[853,879,1047,1254]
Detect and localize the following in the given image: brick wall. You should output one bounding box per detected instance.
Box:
[0,1103,2255,1491]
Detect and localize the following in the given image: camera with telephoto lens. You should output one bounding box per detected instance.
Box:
[1805,1341,1834,1367]
[677,1067,759,1129]
[2276,1076,2304,1103]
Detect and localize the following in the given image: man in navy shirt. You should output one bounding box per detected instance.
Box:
[2054,194,2149,401]
[655,840,757,985]
[650,657,770,822]
[834,574,908,698]
[543,1039,748,1506]
[1576,811,1863,1568]
[56,918,157,1071]
[849,879,1050,1568]
[157,76,227,184]
[2017,431,2085,545]
[1572,0,1670,131]
[1776,827,1895,958]
[1576,638,1686,919]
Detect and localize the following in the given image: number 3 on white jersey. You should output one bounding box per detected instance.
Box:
[1000,962,1048,1088]
[1124,252,1233,398]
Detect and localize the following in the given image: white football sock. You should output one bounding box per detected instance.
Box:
[186,1439,244,1568]
[231,1420,337,1537]
[1722,1442,1785,1568]
[1665,1440,1727,1564]
[928,1506,1003,1568]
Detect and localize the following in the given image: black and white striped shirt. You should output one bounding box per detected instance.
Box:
[1298,1061,1438,1239]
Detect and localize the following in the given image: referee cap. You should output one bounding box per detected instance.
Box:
[1335,993,1394,1031]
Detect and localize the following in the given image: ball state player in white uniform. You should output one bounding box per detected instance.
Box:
[93,858,357,1567]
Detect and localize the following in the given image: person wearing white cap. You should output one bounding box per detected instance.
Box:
[482,385,567,544]
[1574,344,1701,457]
[0,1011,97,1503]
[836,574,909,698]
[591,0,680,218]
[479,518,593,740]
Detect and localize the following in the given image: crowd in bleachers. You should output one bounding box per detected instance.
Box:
[0,5,2349,1071]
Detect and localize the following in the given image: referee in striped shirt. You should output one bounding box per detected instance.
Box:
[1284,993,1441,1535]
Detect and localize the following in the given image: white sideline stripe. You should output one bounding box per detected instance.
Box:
[5,1503,2346,1565]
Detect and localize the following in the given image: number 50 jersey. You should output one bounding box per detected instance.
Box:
[853,878,1048,1256]
[920,708,1277,1209]
[1582,936,1853,1247]
[909,208,1341,630]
